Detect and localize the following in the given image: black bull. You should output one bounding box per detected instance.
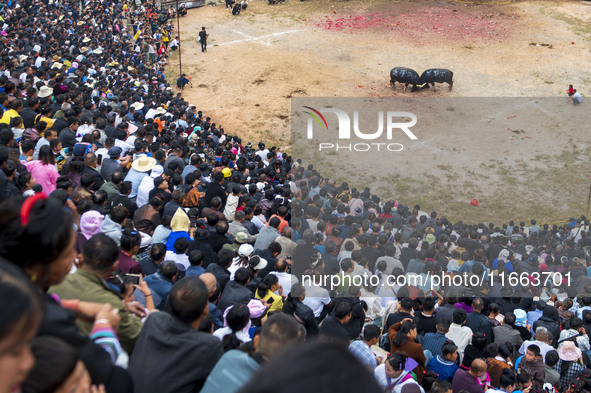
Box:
[389,67,453,92]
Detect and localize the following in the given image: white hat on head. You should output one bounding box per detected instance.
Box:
[150,165,164,178]
[38,86,53,98]
[238,244,254,257]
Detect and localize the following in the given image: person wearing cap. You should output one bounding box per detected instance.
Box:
[100,146,123,181]
[125,155,157,199]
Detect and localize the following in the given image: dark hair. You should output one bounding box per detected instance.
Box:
[386,352,408,371]
[83,234,119,272]
[363,324,381,341]
[422,296,435,312]
[110,206,129,224]
[21,336,79,393]
[120,228,141,252]
[422,370,439,392]
[442,341,458,358]
[237,340,382,393]
[452,308,467,325]
[38,144,55,165]
[430,381,453,393]
[158,260,178,280]
[498,342,513,359]
[0,197,73,286]
[257,313,304,359]
[150,243,167,261]
[235,267,250,286]
[545,350,559,367]
[526,344,540,358]
[393,320,416,347]
[257,274,279,299]
[499,368,516,389]
[165,277,208,324]
[334,302,352,319]
[173,237,189,254]
[222,304,251,352]
[0,262,42,344]
[472,332,487,349]
[188,250,203,266]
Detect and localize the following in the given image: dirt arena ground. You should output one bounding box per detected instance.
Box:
[166,0,591,223]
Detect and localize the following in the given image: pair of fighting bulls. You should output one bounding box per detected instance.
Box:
[390,67,453,92]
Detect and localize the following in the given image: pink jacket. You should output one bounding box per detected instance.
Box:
[24,160,59,194]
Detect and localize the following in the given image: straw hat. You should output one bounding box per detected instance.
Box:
[18,54,27,63]
[82,37,91,43]
[77,21,85,26]
[131,101,144,110]
[131,156,156,172]
[154,107,166,115]
[38,86,53,98]
[93,49,103,55]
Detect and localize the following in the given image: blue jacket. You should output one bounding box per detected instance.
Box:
[144,272,174,310]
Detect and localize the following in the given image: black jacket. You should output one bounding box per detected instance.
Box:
[319,316,350,344]
[205,263,230,292]
[129,312,222,393]
[283,298,318,336]
[82,165,105,191]
[100,158,121,183]
[217,281,253,312]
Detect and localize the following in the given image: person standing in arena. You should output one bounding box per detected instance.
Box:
[199,27,209,52]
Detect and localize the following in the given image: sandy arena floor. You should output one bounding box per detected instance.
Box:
[166,0,591,223]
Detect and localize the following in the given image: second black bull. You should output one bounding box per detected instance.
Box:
[390,67,453,92]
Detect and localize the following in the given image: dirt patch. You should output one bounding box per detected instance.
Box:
[168,0,591,223]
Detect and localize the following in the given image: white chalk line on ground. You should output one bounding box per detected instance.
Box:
[216,29,302,46]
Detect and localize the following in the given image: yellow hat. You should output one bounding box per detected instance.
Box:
[222,168,232,178]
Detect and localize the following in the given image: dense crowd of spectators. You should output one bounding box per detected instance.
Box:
[2,0,591,393]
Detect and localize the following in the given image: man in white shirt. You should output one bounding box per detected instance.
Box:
[569,89,582,106]
[269,259,298,296]
[519,327,555,361]
[136,165,163,208]
[445,309,473,363]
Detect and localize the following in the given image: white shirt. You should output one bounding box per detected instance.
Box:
[445,324,473,363]
[213,326,251,343]
[114,139,133,155]
[302,283,331,317]
[269,271,298,296]
[35,56,46,68]
[164,251,190,270]
[136,176,155,208]
[573,91,582,102]
[373,368,425,393]
[95,147,108,164]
